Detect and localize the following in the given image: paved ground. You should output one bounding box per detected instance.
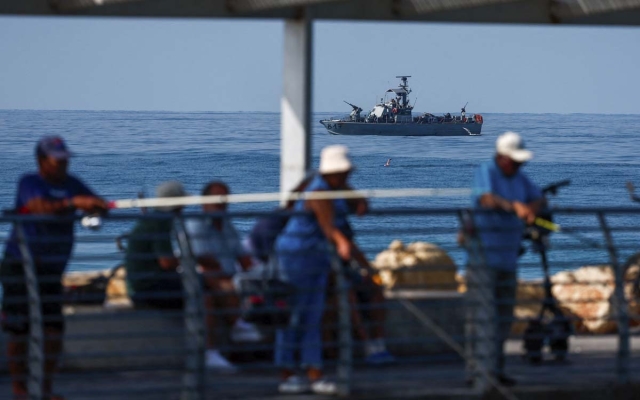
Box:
[1,335,639,400]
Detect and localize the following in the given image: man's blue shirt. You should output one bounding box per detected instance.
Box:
[471,160,542,271]
[3,173,94,272]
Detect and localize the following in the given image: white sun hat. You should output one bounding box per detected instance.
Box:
[496,131,533,163]
[319,145,353,174]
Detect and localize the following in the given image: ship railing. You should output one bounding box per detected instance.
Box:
[325,114,352,122]
[0,207,639,398]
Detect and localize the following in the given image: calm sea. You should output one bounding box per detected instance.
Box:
[1,110,639,280]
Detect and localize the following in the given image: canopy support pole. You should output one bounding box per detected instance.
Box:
[280,16,313,198]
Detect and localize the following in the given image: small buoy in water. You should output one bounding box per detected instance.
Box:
[384,158,392,167]
[81,215,102,230]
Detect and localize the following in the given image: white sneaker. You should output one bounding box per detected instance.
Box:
[278,375,310,394]
[311,378,338,395]
[205,349,237,372]
[231,319,264,342]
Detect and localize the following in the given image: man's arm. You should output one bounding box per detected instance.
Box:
[196,255,222,270]
[473,164,535,224]
[22,197,74,215]
[527,197,546,215]
[478,193,515,213]
[525,176,546,215]
[23,196,108,214]
[153,221,180,271]
[479,193,536,224]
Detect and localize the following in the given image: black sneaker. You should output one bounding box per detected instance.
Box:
[497,374,517,387]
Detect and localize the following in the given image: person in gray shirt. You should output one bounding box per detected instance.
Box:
[186,181,262,370]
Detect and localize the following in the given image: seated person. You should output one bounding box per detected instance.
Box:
[185,181,263,369]
[124,181,188,310]
[125,181,259,372]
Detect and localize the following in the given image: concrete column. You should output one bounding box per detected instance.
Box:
[280,17,312,196]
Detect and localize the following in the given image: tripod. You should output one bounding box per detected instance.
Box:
[522,181,573,363]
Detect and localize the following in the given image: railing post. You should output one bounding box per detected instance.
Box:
[458,210,495,394]
[174,217,206,400]
[15,221,44,400]
[597,212,629,385]
[330,247,352,397]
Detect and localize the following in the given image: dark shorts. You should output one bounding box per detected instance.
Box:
[1,260,65,335]
[130,275,185,310]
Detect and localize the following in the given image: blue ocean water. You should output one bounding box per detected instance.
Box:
[0,110,639,279]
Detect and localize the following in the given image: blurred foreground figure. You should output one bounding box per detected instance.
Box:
[466,131,544,387]
[1,136,107,400]
[274,145,361,395]
[186,181,263,371]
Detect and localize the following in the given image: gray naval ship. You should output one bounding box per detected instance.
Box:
[320,76,483,136]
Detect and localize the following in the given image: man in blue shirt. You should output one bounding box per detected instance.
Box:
[1,136,107,400]
[468,131,544,386]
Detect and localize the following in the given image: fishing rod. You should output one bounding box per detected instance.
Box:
[525,179,603,249]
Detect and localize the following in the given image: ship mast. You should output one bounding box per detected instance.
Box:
[395,75,412,108]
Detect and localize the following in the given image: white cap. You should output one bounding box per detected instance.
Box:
[319,145,353,174]
[496,131,533,162]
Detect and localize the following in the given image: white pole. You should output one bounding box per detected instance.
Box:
[280,16,313,199]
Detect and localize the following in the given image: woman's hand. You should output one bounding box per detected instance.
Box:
[335,234,353,261]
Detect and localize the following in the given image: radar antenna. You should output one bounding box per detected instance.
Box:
[395,75,412,93]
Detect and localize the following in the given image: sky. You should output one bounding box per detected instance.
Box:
[0,16,639,114]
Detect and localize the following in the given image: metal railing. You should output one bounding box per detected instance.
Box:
[0,207,639,399]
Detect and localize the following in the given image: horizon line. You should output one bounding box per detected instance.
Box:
[0,109,639,116]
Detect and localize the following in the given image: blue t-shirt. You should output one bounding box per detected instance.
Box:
[471,160,542,271]
[3,173,95,272]
[275,175,350,259]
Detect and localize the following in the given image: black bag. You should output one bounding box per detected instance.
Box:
[238,261,295,327]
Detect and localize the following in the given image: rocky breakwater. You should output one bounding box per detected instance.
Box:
[370,240,640,335]
[371,240,458,291]
[503,263,640,335]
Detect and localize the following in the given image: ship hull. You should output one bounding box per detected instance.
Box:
[320,120,482,136]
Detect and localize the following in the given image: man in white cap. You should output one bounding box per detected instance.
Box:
[468,131,544,386]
